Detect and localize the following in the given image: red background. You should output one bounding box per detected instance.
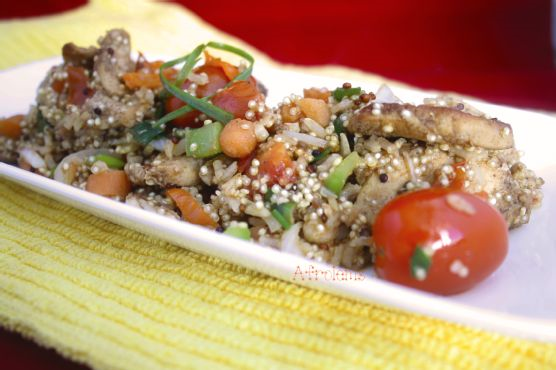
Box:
[1,0,554,368]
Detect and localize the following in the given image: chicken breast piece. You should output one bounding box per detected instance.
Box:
[125,155,201,188]
[348,103,514,150]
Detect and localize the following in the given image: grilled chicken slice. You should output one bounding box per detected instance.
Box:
[348,103,514,150]
[94,29,134,96]
[125,154,201,188]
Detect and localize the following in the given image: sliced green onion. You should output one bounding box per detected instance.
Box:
[264,189,274,204]
[36,110,51,132]
[174,44,206,88]
[160,69,234,124]
[410,246,432,280]
[310,147,332,164]
[333,87,361,101]
[333,116,345,134]
[324,151,361,195]
[271,202,296,230]
[131,120,165,145]
[94,154,125,169]
[224,224,251,240]
[132,42,256,145]
[185,121,224,158]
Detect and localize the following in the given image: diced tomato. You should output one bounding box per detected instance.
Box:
[166,188,218,229]
[256,142,296,186]
[0,114,24,139]
[212,79,263,120]
[238,151,256,174]
[51,79,65,94]
[67,66,94,106]
[164,64,230,128]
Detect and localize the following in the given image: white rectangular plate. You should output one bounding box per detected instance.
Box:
[1,58,556,341]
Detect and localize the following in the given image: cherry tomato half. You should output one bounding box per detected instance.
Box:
[373,187,508,295]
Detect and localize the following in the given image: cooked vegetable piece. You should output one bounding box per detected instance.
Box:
[166,188,218,228]
[131,121,165,145]
[373,188,509,295]
[271,202,296,230]
[219,119,257,158]
[211,79,262,120]
[333,87,361,101]
[310,147,331,164]
[67,66,94,106]
[297,98,330,126]
[185,121,224,158]
[333,116,344,134]
[303,87,330,101]
[224,224,251,240]
[0,114,24,139]
[257,142,296,186]
[94,154,125,169]
[324,151,361,195]
[86,170,132,198]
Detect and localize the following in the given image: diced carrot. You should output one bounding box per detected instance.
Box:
[298,98,330,126]
[86,170,131,199]
[303,87,331,102]
[166,188,218,229]
[123,68,177,90]
[257,142,296,186]
[0,114,24,139]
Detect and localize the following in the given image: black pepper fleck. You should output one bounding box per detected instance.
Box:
[311,149,321,157]
[107,47,114,56]
[379,173,389,183]
[93,107,102,116]
[456,103,465,110]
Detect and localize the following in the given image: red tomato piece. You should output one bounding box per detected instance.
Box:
[211,79,262,120]
[256,142,296,186]
[67,66,94,106]
[164,64,230,128]
[373,187,508,295]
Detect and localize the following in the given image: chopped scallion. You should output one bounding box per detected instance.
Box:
[323,151,361,195]
[94,154,125,169]
[184,121,224,158]
[271,202,296,230]
[333,87,361,101]
[410,246,432,280]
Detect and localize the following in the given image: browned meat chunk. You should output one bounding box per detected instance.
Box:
[94,29,134,96]
[62,43,97,68]
[349,103,514,150]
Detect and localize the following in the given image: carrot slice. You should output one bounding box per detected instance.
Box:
[166,188,218,229]
[0,114,24,139]
[86,170,131,199]
[123,68,176,90]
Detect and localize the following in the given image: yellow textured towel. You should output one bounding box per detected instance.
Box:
[1,1,556,368]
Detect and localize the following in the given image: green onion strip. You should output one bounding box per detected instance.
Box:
[132,42,255,144]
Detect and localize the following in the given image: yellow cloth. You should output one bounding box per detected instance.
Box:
[1,1,555,368]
